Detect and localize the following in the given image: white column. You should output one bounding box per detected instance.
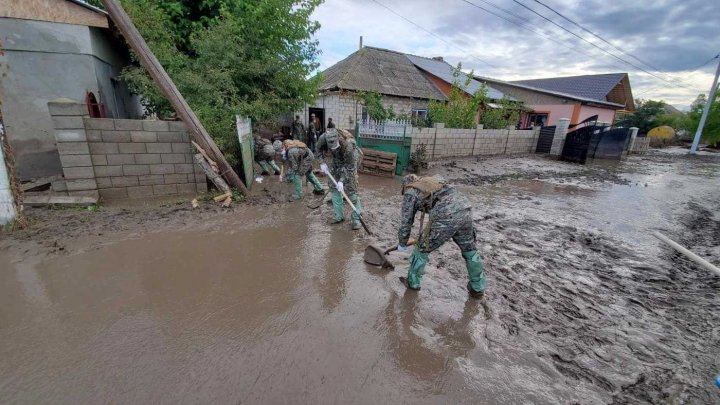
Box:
[550,118,570,157]
[0,134,17,225]
[627,127,639,154]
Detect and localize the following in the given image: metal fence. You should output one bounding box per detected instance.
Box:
[357,118,411,140]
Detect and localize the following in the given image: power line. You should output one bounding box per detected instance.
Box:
[510,0,695,90]
[458,0,640,73]
[368,0,499,69]
[530,0,702,89]
[459,0,709,93]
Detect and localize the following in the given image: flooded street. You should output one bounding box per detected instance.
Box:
[1,148,719,404]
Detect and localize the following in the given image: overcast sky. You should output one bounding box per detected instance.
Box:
[311,0,720,110]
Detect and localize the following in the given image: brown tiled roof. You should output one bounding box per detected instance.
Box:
[319,47,447,100]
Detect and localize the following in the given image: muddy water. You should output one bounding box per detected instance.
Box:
[1,150,719,403]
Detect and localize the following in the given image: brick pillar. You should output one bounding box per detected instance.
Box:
[627,127,639,154]
[550,118,570,157]
[48,99,99,199]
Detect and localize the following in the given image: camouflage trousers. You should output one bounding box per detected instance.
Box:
[417,208,476,253]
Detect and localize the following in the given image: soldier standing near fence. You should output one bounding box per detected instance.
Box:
[396,174,485,299]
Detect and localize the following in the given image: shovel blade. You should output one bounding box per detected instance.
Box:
[364,245,394,269]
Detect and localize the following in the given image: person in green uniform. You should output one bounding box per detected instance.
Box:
[276,139,324,201]
[396,174,485,299]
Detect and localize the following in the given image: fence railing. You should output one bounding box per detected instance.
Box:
[358,118,410,140]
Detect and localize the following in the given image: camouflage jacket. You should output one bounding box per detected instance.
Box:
[316,134,361,190]
[254,138,274,161]
[286,146,314,176]
[398,185,471,245]
[292,121,305,141]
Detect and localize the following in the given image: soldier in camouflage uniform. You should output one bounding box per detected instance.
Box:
[291,115,306,143]
[316,128,363,230]
[277,139,324,200]
[397,174,485,298]
[253,135,280,175]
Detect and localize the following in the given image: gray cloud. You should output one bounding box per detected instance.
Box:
[312,0,720,108]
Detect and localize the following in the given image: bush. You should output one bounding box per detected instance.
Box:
[409,143,429,173]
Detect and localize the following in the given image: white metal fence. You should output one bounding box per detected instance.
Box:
[358,118,411,140]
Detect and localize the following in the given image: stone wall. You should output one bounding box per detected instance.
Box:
[48,100,207,200]
[409,124,540,160]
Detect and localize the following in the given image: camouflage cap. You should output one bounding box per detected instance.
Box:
[325,128,340,150]
[272,140,282,153]
[400,174,419,195]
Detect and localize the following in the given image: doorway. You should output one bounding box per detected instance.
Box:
[308,108,325,133]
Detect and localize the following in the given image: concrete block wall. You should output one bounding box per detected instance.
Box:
[49,100,207,200]
[410,124,540,160]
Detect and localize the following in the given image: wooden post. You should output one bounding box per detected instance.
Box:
[100,0,248,195]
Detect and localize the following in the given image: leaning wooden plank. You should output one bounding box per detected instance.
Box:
[23,195,98,207]
[191,141,218,173]
[100,0,248,195]
[194,154,230,193]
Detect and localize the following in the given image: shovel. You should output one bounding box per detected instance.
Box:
[364,240,417,269]
[364,211,425,270]
[323,170,372,236]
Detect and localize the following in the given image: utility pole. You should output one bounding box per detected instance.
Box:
[690,57,720,154]
[100,0,249,195]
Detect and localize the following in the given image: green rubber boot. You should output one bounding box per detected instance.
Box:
[406,248,429,289]
[269,160,281,174]
[347,191,362,228]
[331,190,344,222]
[462,250,486,295]
[306,171,325,193]
[290,174,302,199]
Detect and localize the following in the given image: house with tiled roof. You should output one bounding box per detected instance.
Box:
[301,46,509,131]
[476,73,634,128]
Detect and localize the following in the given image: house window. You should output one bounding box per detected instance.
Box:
[527,113,548,128]
[411,108,428,119]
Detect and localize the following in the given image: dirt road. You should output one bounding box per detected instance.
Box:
[1,148,718,404]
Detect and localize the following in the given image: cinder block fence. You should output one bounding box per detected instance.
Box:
[49,99,207,200]
[410,124,541,159]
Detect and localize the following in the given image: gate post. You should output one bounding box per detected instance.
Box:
[550,118,570,158]
[627,127,639,154]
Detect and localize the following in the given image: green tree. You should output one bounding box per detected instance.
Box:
[630,99,666,135]
[357,91,396,121]
[428,65,522,129]
[687,90,720,146]
[112,0,322,166]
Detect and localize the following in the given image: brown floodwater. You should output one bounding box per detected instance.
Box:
[1,150,719,404]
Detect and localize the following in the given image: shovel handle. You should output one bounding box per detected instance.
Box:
[383,239,417,255]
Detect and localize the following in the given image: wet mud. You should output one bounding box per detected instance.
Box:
[1,148,719,404]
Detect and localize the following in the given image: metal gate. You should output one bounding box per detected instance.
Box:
[236,116,253,190]
[355,119,411,176]
[561,125,632,164]
[535,125,556,153]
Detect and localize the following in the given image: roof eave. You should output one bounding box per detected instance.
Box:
[67,0,109,15]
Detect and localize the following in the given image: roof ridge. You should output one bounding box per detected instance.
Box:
[476,75,624,107]
[511,72,627,82]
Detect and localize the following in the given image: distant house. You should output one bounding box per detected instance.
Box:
[301,46,509,131]
[476,73,634,128]
[0,0,141,180]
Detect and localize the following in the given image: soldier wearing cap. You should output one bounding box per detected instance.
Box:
[253,135,280,175]
[274,139,324,201]
[396,174,485,298]
[317,128,363,230]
